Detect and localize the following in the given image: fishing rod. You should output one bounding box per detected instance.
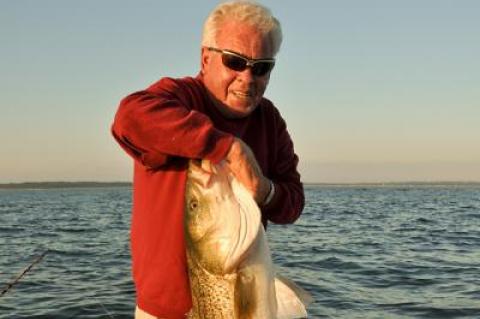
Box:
[96,299,116,319]
[0,250,48,297]
[0,250,116,318]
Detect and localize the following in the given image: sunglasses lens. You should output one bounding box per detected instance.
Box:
[222,54,247,72]
[220,50,275,76]
[251,62,274,76]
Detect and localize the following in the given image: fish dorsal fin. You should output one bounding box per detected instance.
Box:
[221,173,262,273]
[275,273,313,319]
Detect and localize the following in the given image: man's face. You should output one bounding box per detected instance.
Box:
[201,21,274,119]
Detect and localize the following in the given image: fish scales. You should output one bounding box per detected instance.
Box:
[186,252,237,318]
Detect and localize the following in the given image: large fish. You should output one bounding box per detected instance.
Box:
[184,160,312,319]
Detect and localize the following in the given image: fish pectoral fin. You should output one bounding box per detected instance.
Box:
[234,269,258,318]
[274,274,313,319]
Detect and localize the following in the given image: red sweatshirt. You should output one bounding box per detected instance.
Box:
[111,75,304,318]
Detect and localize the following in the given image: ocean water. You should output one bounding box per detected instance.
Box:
[0,185,479,318]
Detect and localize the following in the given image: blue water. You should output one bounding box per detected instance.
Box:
[1,185,479,318]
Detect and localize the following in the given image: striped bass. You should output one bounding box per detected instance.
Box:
[184,160,312,319]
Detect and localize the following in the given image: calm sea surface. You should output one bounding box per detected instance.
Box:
[0,185,479,318]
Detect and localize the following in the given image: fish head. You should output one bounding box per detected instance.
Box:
[185,160,261,275]
[185,160,226,241]
[185,160,236,274]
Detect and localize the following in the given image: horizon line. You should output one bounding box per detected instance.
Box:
[1,180,480,190]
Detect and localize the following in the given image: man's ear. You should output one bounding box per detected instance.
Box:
[200,47,210,75]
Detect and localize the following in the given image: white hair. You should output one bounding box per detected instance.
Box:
[202,1,283,56]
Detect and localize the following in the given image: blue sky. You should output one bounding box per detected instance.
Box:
[1,1,479,183]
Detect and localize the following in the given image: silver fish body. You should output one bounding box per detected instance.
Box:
[184,160,310,319]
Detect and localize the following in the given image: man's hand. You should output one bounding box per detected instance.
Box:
[225,138,271,204]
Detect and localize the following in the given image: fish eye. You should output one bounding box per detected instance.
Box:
[189,199,199,210]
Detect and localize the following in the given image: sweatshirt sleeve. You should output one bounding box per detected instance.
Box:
[111,77,234,169]
[262,112,305,224]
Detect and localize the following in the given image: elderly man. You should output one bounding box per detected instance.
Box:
[112,1,304,318]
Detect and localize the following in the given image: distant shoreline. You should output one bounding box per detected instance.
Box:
[0,182,132,190]
[1,181,479,190]
[305,181,480,187]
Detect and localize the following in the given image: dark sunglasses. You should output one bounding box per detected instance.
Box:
[207,47,275,77]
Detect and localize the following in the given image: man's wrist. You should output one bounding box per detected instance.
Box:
[262,179,275,206]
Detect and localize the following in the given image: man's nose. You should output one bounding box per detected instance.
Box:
[235,67,255,84]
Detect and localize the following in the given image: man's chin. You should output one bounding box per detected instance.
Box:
[230,106,257,118]
[217,103,257,119]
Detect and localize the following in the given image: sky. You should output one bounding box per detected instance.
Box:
[1,0,479,183]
